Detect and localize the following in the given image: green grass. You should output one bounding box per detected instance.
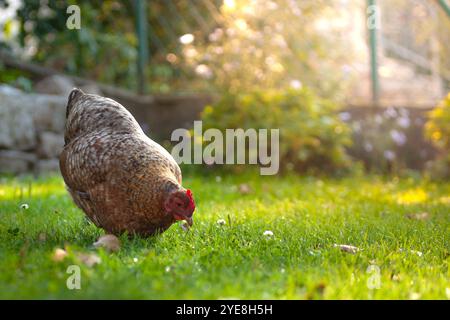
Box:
[0,173,449,299]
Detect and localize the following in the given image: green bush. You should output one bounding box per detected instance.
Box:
[425,93,450,179]
[200,88,352,174]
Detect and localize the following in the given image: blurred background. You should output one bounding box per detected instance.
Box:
[0,0,449,178]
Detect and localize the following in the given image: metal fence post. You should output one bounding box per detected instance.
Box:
[437,0,450,17]
[134,0,149,94]
[368,0,380,106]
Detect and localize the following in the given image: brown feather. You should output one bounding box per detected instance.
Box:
[60,89,185,237]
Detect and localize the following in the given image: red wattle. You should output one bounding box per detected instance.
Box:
[186,189,195,210]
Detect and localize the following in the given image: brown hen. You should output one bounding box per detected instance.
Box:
[59,88,195,237]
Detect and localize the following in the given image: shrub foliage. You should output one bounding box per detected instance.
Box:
[201,88,352,174]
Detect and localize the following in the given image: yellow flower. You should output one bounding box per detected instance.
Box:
[432,131,442,141]
[397,188,428,205]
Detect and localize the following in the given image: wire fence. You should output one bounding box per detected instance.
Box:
[0,0,449,106]
[137,0,450,106]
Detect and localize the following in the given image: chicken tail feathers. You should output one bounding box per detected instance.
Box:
[66,88,84,118]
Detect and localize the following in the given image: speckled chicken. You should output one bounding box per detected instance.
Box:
[59,88,195,237]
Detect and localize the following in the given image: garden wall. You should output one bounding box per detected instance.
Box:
[0,79,437,175]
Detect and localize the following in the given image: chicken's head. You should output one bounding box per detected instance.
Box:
[164,189,195,226]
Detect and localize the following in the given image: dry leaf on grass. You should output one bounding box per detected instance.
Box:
[333,244,360,254]
[77,253,101,267]
[405,212,429,221]
[93,234,121,252]
[409,292,421,300]
[38,232,47,242]
[238,183,252,195]
[52,248,67,262]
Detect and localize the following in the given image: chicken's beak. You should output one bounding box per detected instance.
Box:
[185,216,193,226]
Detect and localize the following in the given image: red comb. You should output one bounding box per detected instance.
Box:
[186,189,195,210]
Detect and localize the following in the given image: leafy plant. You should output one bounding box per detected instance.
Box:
[346,107,418,173]
[425,93,450,179]
[200,87,352,174]
[185,0,354,100]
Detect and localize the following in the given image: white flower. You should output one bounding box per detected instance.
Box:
[165,266,171,272]
[133,257,138,263]
[375,114,383,124]
[339,112,351,121]
[215,176,222,182]
[411,250,423,257]
[217,219,226,226]
[352,122,361,132]
[226,27,237,37]
[179,33,194,45]
[20,203,29,210]
[397,116,410,128]
[267,1,278,10]
[384,150,396,161]
[384,107,397,118]
[398,107,409,118]
[272,34,287,48]
[213,47,224,55]
[289,0,302,17]
[223,0,236,11]
[263,230,274,237]
[183,47,197,59]
[0,0,22,25]
[290,80,302,89]
[341,64,352,76]
[195,64,213,79]
[208,28,223,42]
[390,130,407,146]
[364,142,373,152]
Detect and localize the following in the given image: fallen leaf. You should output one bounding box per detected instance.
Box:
[334,244,360,254]
[409,292,421,300]
[52,248,68,262]
[38,232,47,242]
[405,212,429,221]
[391,274,401,282]
[77,253,101,267]
[93,234,120,252]
[238,183,252,195]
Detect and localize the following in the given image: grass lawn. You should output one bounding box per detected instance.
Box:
[0,173,449,299]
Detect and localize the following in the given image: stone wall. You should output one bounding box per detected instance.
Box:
[0,78,212,175]
[0,77,438,175]
[0,85,66,174]
[109,93,213,141]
